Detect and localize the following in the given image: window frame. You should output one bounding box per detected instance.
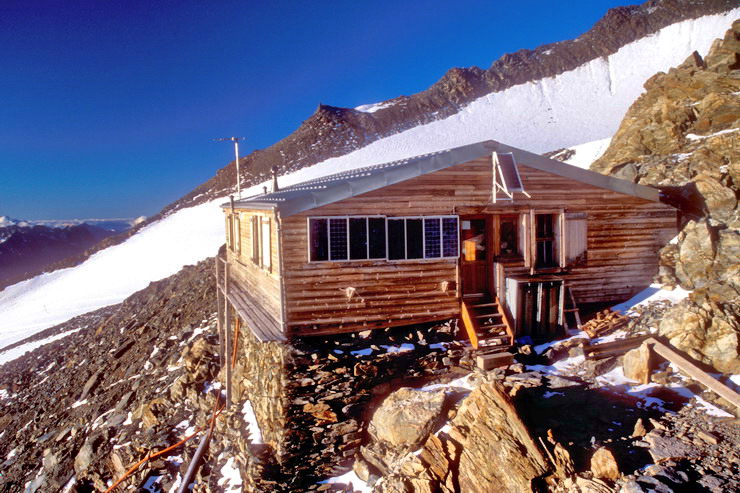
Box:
[307,215,459,263]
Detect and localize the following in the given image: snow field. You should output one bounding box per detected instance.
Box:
[0,198,225,349]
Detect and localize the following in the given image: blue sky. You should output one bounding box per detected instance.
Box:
[0,0,632,220]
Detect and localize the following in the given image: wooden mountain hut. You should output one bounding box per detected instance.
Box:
[215,139,676,351]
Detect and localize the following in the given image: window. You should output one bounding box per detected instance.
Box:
[251,216,260,265]
[261,217,271,271]
[225,215,232,249]
[309,216,387,262]
[308,215,458,262]
[234,216,241,254]
[535,214,557,268]
[329,218,348,260]
[309,218,328,261]
[387,216,459,261]
[497,214,518,258]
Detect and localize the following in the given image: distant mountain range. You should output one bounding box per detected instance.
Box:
[0,216,145,233]
[0,216,145,290]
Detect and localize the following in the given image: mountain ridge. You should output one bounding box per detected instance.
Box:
[172,0,739,213]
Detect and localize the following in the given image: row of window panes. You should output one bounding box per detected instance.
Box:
[309,216,459,262]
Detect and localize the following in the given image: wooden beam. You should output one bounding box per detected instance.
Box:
[580,334,653,360]
[646,338,740,411]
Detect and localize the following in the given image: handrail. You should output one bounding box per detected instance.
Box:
[460,301,480,349]
[495,295,515,343]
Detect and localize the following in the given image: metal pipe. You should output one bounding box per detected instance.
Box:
[176,429,211,493]
[234,139,241,199]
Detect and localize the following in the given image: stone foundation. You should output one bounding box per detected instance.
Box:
[216,319,469,491]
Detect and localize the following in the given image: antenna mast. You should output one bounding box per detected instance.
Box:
[215,137,245,199]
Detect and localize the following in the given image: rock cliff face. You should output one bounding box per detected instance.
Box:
[591,21,739,372]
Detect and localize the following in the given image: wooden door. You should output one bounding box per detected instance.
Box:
[460,217,490,297]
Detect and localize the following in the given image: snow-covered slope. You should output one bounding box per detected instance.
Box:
[563,137,613,169]
[238,11,737,193]
[0,10,736,351]
[0,199,224,349]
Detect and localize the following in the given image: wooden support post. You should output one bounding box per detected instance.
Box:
[224,262,232,408]
[215,258,225,369]
[646,338,740,411]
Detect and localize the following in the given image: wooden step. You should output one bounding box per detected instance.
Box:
[472,302,500,309]
[474,312,502,319]
[478,324,506,330]
[479,336,512,347]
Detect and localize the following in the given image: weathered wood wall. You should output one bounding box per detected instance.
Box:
[224,208,283,324]
[278,157,675,337]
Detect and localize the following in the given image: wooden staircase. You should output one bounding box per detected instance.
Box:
[461,296,514,351]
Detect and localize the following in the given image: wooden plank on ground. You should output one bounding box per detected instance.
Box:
[580,334,652,360]
[646,337,740,411]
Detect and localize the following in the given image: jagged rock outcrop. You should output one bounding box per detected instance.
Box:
[591,20,740,373]
[374,378,550,493]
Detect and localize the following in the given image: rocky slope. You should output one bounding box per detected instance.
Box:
[0,259,219,492]
[0,223,116,289]
[591,20,739,373]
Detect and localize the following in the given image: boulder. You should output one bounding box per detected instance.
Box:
[590,446,620,480]
[623,343,653,384]
[632,418,648,438]
[431,380,549,493]
[369,387,446,451]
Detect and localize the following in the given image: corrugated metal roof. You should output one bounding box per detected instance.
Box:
[226,139,661,216]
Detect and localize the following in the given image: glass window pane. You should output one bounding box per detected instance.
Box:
[406,219,423,259]
[499,215,518,257]
[309,218,328,261]
[368,217,386,259]
[387,219,405,260]
[349,218,368,260]
[442,217,459,257]
[424,218,441,258]
[329,218,348,260]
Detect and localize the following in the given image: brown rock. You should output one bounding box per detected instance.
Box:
[623,343,653,384]
[590,446,620,480]
[369,388,445,450]
[632,418,648,438]
[303,402,338,423]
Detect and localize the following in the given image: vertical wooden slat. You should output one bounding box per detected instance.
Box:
[529,209,536,275]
